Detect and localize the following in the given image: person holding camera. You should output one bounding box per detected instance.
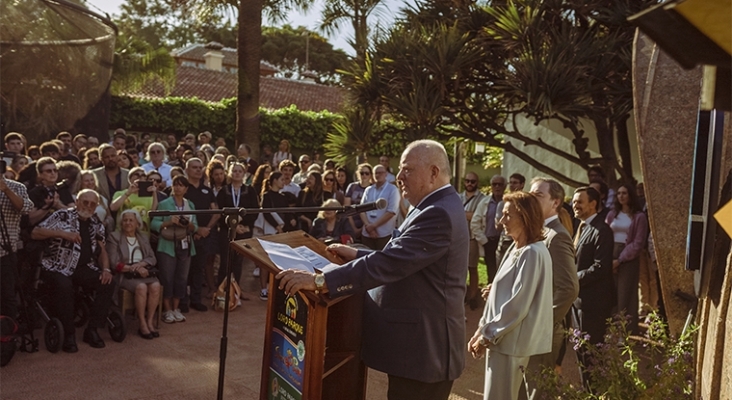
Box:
[106,209,160,339]
[150,175,198,324]
[110,167,158,235]
[27,157,75,226]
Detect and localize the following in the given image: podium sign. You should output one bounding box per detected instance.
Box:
[267,289,308,400]
[231,231,367,400]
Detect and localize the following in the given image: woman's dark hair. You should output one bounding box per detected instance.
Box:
[172,175,190,187]
[206,159,227,186]
[262,171,283,200]
[117,150,132,166]
[304,171,323,199]
[502,191,545,244]
[252,163,272,190]
[335,166,349,192]
[613,183,641,215]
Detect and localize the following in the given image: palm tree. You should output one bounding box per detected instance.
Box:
[318,0,385,61]
[173,0,308,158]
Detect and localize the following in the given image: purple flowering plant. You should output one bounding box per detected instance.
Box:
[533,312,696,399]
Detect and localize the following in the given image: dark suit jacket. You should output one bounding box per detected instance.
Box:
[322,186,469,383]
[575,215,614,313]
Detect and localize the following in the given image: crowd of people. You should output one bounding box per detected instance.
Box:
[0,129,412,351]
[0,129,660,399]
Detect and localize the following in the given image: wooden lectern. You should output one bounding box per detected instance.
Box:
[231,231,367,400]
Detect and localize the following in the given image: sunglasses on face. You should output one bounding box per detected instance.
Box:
[360,171,371,176]
[492,182,504,186]
[324,178,334,182]
[464,179,477,184]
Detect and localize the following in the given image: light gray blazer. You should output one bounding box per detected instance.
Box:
[106,231,156,268]
[92,167,129,203]
[480,241,553,357]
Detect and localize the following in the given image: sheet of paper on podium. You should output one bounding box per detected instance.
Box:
[257,238,333,273]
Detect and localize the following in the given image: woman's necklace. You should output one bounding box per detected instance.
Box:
[125,236,138,247]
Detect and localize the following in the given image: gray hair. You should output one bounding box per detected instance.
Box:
[120,208,143,228]
[185,157,203,169]
[77,188,101,203]
[146,142,166,160]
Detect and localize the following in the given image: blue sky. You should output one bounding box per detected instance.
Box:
[86,0,407,55]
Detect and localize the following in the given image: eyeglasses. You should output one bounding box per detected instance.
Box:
[324,178,334,182]
[359,171,371,176]
[464,179,477,184]
[79,199,98,209]
[42,168,58,174]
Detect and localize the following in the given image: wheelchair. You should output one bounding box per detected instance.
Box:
[16,259,126,353]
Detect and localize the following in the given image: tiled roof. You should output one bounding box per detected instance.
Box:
[125,66,345,113]
[172,43,278,73]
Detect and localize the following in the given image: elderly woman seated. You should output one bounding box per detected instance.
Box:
[107,209,161,339]
[309,199,354,244]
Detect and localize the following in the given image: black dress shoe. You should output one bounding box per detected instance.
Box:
[62,335,78,353]
[190,302,208,312]
[83,328,105,348]
[138,329,154,340]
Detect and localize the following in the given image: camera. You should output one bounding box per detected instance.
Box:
[0,151,15,175]
[179,217,189,226]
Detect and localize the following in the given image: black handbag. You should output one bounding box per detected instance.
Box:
[123,247,160,278]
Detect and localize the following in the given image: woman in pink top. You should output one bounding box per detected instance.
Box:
[606,183,648,335]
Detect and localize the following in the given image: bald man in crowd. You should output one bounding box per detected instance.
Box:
[277,140,469,400]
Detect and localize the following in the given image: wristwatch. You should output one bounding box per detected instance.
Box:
[314,273,325,295]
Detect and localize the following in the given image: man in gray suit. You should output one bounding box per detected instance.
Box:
[277,140,468,400]
[92,144,129,204]
[520,178,579,400]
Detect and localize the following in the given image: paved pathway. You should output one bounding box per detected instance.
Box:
[2,279,579,399]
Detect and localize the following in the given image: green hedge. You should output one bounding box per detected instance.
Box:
[110,96,344,154]
[110,96,432,158]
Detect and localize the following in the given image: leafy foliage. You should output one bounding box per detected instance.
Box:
[341,0,655,186]
[110,96,339,152]
[261,25,349,85]
[111,32,176,95]
[535,313,696,399]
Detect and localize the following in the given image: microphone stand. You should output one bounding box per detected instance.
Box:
[148,201,381,399]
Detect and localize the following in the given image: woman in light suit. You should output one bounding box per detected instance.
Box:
[107,209,160,339]
[469,191,554,400]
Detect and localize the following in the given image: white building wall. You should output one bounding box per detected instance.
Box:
[502,114,642,197]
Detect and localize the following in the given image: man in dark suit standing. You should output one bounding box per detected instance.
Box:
[571,186,614,389]
[277,140,468,400]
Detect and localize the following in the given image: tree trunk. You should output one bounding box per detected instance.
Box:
[615,113,635,184]
[591,114,620,188]
[237,0,261,159]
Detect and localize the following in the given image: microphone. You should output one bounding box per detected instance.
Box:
[339,198,388,217]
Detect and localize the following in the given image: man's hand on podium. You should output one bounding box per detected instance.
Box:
[276,270,328,296]
[326,244,358,261]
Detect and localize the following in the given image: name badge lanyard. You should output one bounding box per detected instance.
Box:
[232,186,241,207]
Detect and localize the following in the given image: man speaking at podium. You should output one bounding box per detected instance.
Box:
[277,140,468,400]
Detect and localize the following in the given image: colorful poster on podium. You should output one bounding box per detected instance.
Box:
[267,289,308,400]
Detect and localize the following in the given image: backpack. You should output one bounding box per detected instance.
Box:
[1,315,19,367]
